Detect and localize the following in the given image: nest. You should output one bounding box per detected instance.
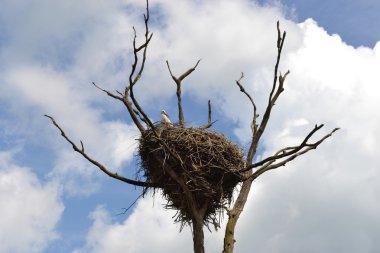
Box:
[138,123,245,227]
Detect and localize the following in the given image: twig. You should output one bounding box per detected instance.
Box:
[200,100,216,129]
[117,192,144,215]
[236,72,259,135]
[200,120,217,130]
[208,100,212,125]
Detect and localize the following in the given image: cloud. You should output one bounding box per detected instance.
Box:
[72,195,225,253]
[0,150,64,253]
[72,198,190,253]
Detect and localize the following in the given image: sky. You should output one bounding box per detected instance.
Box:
[1,0,380,253]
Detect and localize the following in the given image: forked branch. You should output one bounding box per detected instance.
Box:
[90,1,154,135]
[127,0,154,132]
[242,124,338,172]
[248,127,339,180]
[92,82,146,133]
[166,59,201,127]
[237,22,288,165]
[44,115,153,187]
[246,21,289,163]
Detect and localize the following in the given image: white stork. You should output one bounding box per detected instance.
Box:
[161,110,172,124]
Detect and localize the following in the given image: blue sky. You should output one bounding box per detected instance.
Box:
[1,1,380,253]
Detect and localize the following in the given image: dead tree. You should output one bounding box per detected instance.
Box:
[221,22,339,253]
[46,2,338,253]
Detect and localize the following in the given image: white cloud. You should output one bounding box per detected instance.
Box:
[47,122,139,197]
[233,135,380,253]
[72,199,189,253]
[0,0,145,198]
[48,150,100,197]
[0,150,64,253]
[72,195,225,253]
[2,65,141,196]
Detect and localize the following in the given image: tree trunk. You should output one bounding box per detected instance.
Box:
[222,178,254,253]
[192,214,205,253]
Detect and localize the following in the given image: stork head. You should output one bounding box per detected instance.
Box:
[160,109,172,124]
[161,110,168,117]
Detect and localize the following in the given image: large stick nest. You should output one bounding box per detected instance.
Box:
[138,123,245,226]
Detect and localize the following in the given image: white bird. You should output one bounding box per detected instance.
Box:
[161,110,172,124]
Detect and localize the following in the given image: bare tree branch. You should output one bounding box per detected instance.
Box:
[241,124,327,172]
[92,82,123,101]
[207,99,212,125]
[44,115,153,187]
[92,82,146,133]
[269,21,286,102]
[166,59,201,127]
[236,72,259,135]
[117,1,189,173]
[117,192,145,215]
[127,1,155,131]
[200,100,216,129]
[247,127,339,181]
[242,21,289,167]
